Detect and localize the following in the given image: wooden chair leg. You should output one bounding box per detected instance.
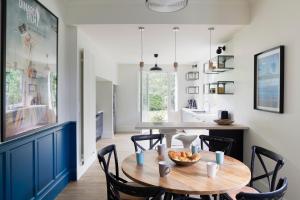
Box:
[212,194,217,200]
[163,192,172,200]
[200,195,211,200]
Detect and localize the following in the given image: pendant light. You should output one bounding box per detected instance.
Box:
[139,27,145,68]
[173,27,179,71]
[208,27,215,70]
[146,0,188,13]
[150,54,162,71]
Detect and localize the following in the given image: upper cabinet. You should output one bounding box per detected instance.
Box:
[203,55,234,74]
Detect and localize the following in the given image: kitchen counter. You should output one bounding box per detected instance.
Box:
[135,121,249,161]
[135,121,249,130]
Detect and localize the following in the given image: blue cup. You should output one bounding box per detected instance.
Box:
[191,145,199,154]
[216,151,224,165]
[136,151,144,166]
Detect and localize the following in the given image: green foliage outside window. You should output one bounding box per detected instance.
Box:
[6,69,23,107]
[149,94,164,111]
[50,73,57,109]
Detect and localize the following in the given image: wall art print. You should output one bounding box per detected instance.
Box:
[1,0,58,141]
[254,46,284,113]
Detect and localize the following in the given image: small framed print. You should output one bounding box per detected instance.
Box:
[186,86,199,94]
[254,46,284,113]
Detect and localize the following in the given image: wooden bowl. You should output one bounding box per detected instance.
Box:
[214,119,234,125]
[168,151,201,166]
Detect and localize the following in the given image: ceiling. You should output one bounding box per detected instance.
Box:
[64,0,249,5]
[79,24,243,65]
[64,0,250,25]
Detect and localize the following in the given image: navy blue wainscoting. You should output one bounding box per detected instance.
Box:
[0,122,77,200]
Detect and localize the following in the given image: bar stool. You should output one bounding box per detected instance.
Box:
[175,133,198,148]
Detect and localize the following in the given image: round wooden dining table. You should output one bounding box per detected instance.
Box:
[121,150,251,195]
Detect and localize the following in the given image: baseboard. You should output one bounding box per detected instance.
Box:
[77,152,97,180]
[116,125,137,133]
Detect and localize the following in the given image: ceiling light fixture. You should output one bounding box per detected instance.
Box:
[150,54,162,71]
[208,27,215,69]
[173,27,179,71]
[139,26,145,68]
[146,0,188,13]
[216,46,226,55]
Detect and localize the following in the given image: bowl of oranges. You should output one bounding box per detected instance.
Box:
[168,150,201,166]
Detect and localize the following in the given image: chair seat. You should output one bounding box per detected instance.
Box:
[126,181,145,187]
[119,182,146,200]
[120,192,144,200]
[227,186,259,200]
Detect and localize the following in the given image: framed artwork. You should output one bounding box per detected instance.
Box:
[1,0,58,141]
[254,46,284,113]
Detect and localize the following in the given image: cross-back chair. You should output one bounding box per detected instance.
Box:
[199,135,235,155]
[225,145,285,200]
[98,144,165,200]
[131,134,164,152]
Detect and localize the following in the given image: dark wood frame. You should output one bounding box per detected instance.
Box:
[0,0,59,142]
[254,46,284,114]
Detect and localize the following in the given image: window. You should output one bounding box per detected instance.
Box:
[141,71,177,122]
[6,68,24,109]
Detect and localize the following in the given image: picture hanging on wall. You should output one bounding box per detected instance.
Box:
[254,46,284,113]
[1,0,58,141]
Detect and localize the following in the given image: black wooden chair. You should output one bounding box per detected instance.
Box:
[199,135,234,200]
[131,134,164,152]
[98,144,165,200]
[199,135,235,155]
[225,145,285,200]
[173,177,288,200]
[235,177,288,200]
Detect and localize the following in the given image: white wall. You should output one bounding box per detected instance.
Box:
[116,64,201,132]
[96,81,114,139]
[78,28,118,84]
[210,0,300,199]
[76,29,118,178]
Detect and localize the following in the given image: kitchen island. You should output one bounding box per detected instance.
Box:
[135,122,249,161]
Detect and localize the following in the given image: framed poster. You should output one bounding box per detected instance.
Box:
[1,0,58,141]
[254,46,284,113]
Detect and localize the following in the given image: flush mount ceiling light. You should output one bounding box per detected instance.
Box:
[146,0,188,13]
[150,54,162,71]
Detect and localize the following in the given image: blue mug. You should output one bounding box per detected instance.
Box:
[136,151,144,166]
[191,145,200,154]
[216,151,224,165]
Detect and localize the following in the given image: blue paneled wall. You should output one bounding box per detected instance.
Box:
[0,122,76,200]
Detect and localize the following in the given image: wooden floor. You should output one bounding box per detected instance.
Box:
[56,133,137,200]
[56,131,203,200]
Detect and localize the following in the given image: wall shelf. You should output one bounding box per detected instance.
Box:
[186,86,200,94]
[186,71,199,81]
[203,81,235,95]
[203,55,234,74]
